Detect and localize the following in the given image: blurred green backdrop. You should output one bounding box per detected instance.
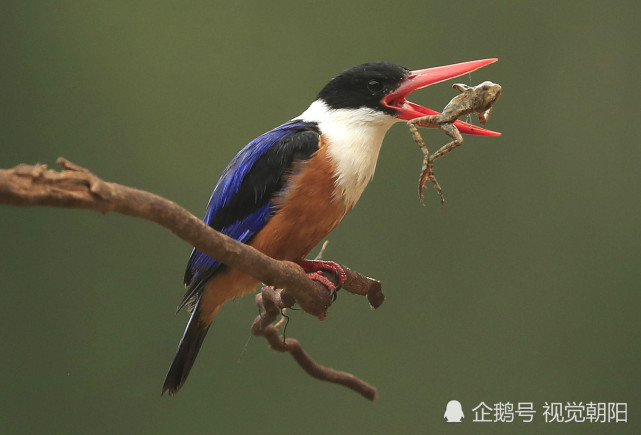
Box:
[1,1,639,434]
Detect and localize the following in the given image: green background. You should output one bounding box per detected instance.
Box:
[1,1,639,434]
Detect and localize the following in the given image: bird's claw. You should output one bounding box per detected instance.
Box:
[299,259,347,300]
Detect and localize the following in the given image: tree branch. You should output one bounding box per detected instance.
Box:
[0,158,385,399]
[252,285,378,401]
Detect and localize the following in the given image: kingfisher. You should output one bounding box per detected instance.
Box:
[162,59,500,395]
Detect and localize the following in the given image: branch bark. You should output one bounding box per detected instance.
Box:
[252,286,378,401]
[0,158,385,399]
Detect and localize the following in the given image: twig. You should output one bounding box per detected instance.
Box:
[251,286,378,401]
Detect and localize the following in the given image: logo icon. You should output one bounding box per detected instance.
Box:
[444,400,464,423]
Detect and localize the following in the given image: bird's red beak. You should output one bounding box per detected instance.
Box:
[383,58,501,136]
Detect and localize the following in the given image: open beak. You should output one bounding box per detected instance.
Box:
[382,58,501,137]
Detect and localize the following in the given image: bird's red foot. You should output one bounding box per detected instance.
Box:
[299,260,348,299]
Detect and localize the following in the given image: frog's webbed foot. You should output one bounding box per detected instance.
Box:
[419,154,444,209]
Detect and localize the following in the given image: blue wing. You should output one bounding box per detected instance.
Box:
[179,120,320,309]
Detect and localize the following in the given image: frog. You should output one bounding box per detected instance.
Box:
[407,80,502,208]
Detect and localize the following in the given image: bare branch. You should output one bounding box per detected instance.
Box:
[251,286,378,401]
[0,158,385,399]
[0,158,377,316]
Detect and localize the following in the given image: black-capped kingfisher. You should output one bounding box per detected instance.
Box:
[162,59,499,395]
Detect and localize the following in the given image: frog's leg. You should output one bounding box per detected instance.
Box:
[431,123,464,161]
[407,117,444,208]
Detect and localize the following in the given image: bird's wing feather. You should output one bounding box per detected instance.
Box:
[178,120,320,310]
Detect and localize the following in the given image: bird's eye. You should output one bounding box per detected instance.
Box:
[367,79,383,94]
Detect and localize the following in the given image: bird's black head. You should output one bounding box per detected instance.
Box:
[317,62,411,116]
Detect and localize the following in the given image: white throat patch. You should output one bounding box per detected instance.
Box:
[298,100,397,208]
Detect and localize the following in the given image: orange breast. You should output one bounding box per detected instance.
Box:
[249,137,349,261]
